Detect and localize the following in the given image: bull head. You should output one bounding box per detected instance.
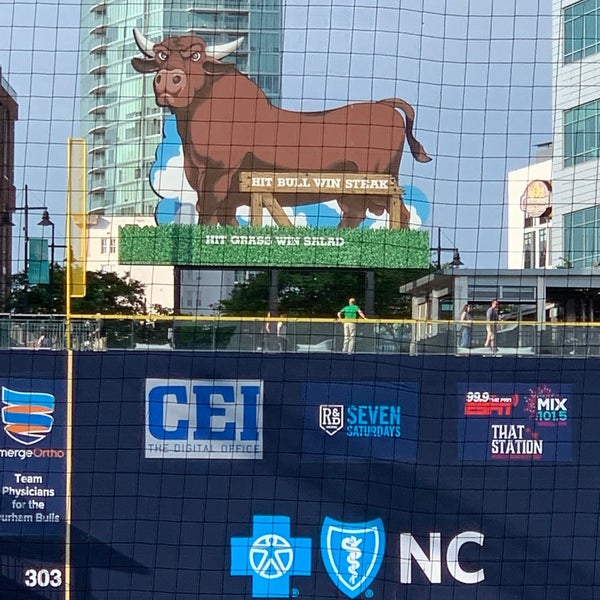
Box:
[133,29,243,62]
[131,29,243,108]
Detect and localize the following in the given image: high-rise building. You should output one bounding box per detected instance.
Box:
[0,67,18,308]
[80,1,281,313]
[80,0,282,216]
[551,0,600,267]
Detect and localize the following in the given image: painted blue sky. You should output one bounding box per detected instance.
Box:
[0,0,552,269]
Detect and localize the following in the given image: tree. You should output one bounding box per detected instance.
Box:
[9,266,153,314]
[216,268,426,318]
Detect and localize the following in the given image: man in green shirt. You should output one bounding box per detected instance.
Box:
[337,297,367,353]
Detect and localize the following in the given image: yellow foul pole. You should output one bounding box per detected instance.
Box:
[64,138,86,599]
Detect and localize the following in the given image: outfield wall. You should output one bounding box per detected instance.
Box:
[0,351,598,599]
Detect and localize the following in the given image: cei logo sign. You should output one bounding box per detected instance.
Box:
[145,379,263,459]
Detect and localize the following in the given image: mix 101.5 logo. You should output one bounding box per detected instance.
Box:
[145,379,263,459]
[231,516,485,598]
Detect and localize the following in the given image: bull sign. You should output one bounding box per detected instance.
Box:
[131,29,431,229]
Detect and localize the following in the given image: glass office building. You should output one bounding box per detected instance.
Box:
[80,0,281,216]
[552,0,600,266]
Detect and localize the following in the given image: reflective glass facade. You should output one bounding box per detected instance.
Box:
[564,206,600,267]
[563,98,600,167]
[564,0,600,63]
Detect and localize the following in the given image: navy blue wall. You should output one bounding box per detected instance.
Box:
[69,352,599,600]
[1,351,598,599]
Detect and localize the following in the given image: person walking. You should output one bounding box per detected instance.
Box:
[276,316,288,351]
[459,303,473,349]
[484,299,500,355]
[91,317,107,351]
[337,298,366,353]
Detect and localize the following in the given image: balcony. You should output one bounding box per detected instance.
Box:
[90,24,107,36]
[90,184,107,194]
[88,104,107,116]
[88,123,107,136]
[89,64,107,76]
[88,164,106,175]
[90,1,107,15]
[89,84,107,96]
[187,0,248,12]
[90,43,107,55]
[88,144,108,155]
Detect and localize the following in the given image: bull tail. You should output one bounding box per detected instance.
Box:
[378,98,432,163]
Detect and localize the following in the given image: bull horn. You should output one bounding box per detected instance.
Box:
[205,37,244,60]
[133,28,155,58]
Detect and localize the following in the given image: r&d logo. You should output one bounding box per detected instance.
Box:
[231,516,485,598]
[145,379,263,459]
[319,405,344,436]
[319,403,401,438]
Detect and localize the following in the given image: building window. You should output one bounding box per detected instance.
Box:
[100,237,116,254]
[564,206,600,267]
[564,98,600,167]
[539,228,547,268]
[523,232,534,269]
[564,0,600,63]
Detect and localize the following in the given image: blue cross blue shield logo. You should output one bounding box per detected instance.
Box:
[231,515,311,597]
[321,517,385,598]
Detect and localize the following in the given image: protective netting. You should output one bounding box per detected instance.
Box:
[1,1,598,599]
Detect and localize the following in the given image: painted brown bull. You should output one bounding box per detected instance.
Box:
[132,29,431,227]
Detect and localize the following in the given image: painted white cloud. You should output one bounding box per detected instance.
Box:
[236,205,308,227]
[407,204,422,230]
[151,148,195,200]
[366,204,422,230]
[323,200,342,215]
[367,208,389,229]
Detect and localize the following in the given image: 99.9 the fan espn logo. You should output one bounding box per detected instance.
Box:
[145,379,263,459]
[464,390,568,423]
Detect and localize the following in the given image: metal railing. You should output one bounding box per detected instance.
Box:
[3,314,600,357]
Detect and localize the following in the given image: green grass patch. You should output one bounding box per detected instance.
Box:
[119,224,430,269]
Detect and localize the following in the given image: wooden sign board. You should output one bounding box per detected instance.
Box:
[240,171,401,195]
[239,171,407,228]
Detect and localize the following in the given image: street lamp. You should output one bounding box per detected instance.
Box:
[431,227,464,270]
[14,184,48,278]
[38,210,67,273]
[38,210,55,270]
